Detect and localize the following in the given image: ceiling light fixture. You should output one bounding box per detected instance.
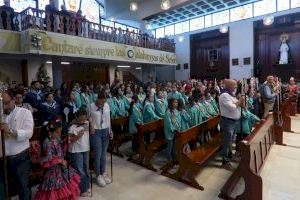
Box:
[135,67,142,70]
[61,62,71,65]
[219,25,229,33]
[117,65,131,68]
[46,61,52,64]
[263,15,274,26]
[178,35,184,42]
[161,0,171,10]
[130,1,138,11]
[145,23,152,30]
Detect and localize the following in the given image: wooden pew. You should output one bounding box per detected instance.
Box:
[110,116,131,157]
[219,114,283,200]
[134,119,166,171]
[162,115,221,190]
[281,98,294,132]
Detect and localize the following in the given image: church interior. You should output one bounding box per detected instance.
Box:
[0,0,300,199]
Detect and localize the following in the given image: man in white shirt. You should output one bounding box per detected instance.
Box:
[89,92,113,187]
[219,79,245,168]
[0,90,34,200]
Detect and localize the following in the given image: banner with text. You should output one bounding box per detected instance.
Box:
[23,29,177,65]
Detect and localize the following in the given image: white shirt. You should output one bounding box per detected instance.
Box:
[89,102,111,132]
[68,121,90,153]
[219,93,241,120]
[0,106,34,157]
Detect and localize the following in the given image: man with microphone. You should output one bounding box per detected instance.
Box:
[219,79,245,169]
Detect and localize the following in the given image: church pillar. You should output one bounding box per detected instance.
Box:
[229,21,254,80]
[52,57,62,88]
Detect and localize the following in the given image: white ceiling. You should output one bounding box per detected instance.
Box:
[105,0,192,24]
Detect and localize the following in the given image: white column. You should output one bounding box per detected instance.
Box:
[229,21,254,80]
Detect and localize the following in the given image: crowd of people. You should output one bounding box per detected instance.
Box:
[0,75,299,199]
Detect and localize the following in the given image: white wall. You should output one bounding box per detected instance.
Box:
[27,58,53,86]
[156,65,175,81]
[173,7,300,81]
[174,33,190,80]
[229,21,254,80]
[0,60,22,86]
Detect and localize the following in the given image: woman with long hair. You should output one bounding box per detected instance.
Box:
[164,98,181,161]
[129,95,143,153]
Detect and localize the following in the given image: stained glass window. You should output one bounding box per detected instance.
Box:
[82,0,100,23]
[277,0,290,11]
[212,10,229,26]
[190,17,204,31]
[165,24,174,36]
[156,27,165,38]
[10,0,35,12]
[291,0,300,8]
[175,21,189,35]
[205,15,212,28]
[254,0,276,16]
[230,4,253,22]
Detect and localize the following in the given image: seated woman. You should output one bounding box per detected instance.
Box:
[164,98,181,161]
[34,121,80,200]
[41,93,60,123]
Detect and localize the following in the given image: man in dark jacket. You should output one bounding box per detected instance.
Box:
[0,0,15,30]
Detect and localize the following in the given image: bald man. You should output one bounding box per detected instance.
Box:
[261,76,277,118]
[219,79,245,168]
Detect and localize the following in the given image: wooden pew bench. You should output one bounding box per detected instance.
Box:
[133,119,166,171]
[281,98,294,132]
[162,115,221,190]
[110,116,131,157]
[219,114,283,200]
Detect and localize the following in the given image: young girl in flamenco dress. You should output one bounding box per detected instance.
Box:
[34,121,80,200]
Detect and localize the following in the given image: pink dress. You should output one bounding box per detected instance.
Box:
[34,138,80,200]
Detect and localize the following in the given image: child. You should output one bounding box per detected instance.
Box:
[68,109,93,197]
[143,93,161,123]
[34,121,80,200]
[188,96,203,126]
[177,98,191,131]
[155,90,168,118]
[164,98,181,161]
[129,95,143,153]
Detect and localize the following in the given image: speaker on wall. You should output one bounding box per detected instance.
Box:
[176,64,181,70]
[184,63,189,69]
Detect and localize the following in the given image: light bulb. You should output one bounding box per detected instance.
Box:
[145,23,152,30]
[130,1,138,11]
[219,25,228,33]
[263,15,274,26]
[178,35,184,42]
[161,0,171,10]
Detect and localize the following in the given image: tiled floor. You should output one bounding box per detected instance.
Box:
[83,115,300,200]
[24,115,300,200]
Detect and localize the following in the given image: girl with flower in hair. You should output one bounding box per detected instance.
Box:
[34,121,80,200]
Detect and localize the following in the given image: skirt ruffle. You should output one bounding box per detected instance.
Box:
[34,165,81,200]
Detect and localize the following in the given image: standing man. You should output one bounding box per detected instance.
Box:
[261,76,277,118]
[219,79,245,168]
[0,90,34,200]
